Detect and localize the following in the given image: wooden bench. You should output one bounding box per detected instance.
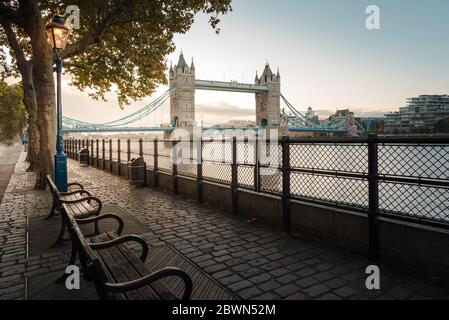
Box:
[64,203,193,300]
[45,175,86,220]
[46,175,103,246]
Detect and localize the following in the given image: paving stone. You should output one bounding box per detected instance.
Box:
[220,274,244,286]
[258,280,282,292]
[251,292,281,300]
[274,284,301,298]
[229,280,252,292]
[269,268,289,277]
[313,271,335,282]
[277,274,298,285]
[318,293,342,300]
[285,292,306,300]
[334,286,358,298]
[296,277,319,288]
[249,273,271,285]
[238,287,263,300]
[323,278,347,289]
[304,284,330,297]
[296,267,316,278]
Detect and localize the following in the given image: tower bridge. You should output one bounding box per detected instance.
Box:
[63,52,358,135]
[169,52,281,129]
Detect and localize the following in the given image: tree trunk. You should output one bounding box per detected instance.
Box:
[24,4,56,189]
[32,53,56,189]
[23,65,39,172]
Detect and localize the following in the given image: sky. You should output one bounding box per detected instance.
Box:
[59,0,449,126]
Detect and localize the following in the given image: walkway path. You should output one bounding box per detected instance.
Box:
[0,144,22,203]
[0,154,448,300]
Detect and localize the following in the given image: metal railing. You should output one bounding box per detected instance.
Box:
[65,135,449,257]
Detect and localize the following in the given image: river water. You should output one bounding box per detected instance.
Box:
[81,139,449,221]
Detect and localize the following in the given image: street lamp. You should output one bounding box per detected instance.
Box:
[46,12,70,192]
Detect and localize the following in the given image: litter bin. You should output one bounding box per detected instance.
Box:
[128,157,146,186]
[78,148,89,166]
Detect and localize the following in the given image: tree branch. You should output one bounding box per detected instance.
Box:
[0,17,30,75]
[62,0,131,59]
[0,3,24,28]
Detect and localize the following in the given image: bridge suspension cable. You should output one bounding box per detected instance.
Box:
[280,94,349,132]
[62,89,172,129]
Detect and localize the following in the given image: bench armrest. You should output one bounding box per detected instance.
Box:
[104,267,193,300]
[60,189,91,197]
[76,213,124,236]
[60,196,102,217]
[67,182,84,190]
[89,234,148,262]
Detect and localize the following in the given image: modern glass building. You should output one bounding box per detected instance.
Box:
[384,95,449,133]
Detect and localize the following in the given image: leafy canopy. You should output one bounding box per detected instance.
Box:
[56,0,232,106]
[435,117,449,133]
[0,80,26,143]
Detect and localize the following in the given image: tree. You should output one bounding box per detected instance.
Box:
[0,17,39,171]
[0,0,232,188]
[0,80,26,143]
[435,117,449,133]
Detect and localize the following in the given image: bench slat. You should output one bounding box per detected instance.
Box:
[63,193,96,218]
[113,239,177,300]
[90,233,166,300]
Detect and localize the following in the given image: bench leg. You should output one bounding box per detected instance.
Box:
[55,242,77,283]
[51,219,66,247]
[94,220,100,235]
[44,197,58,220]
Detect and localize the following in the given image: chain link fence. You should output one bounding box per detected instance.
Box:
[66,136,449,227]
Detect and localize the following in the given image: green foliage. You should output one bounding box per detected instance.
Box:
[435,117,449,133]
[1,0,232,107]
[57,0,232,106]
[0,80,26,143]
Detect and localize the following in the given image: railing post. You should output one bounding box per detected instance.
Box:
[109,139,113,172]
[154,138,159,188]
[139,138,146,185]
[102,138,105,170]
[172,139,178,194]
[231,137,238,215]
[95,139,99,167]
[281,136,291,233]
[368,133,380,260]
[254,134,260,192]
[91,139,94,166]
[127,139,131,162]
[197,137,203,203]
[117,139,121,175]
[139,138,144,158]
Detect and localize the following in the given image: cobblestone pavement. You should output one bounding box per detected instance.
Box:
[1,154,449,300]
[0,144,22,203]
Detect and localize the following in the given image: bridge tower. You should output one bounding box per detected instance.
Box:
[169,52,195,128]
[255,63,281,127]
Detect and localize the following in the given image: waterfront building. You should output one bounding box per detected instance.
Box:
[384,95,449,133]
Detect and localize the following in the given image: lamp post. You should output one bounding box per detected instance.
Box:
[46,12,70,192]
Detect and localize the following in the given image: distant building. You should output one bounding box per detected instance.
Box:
[305,106,319,125]
[384,95,449,133]
[327,109,358,136]
[212,120,256,128]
